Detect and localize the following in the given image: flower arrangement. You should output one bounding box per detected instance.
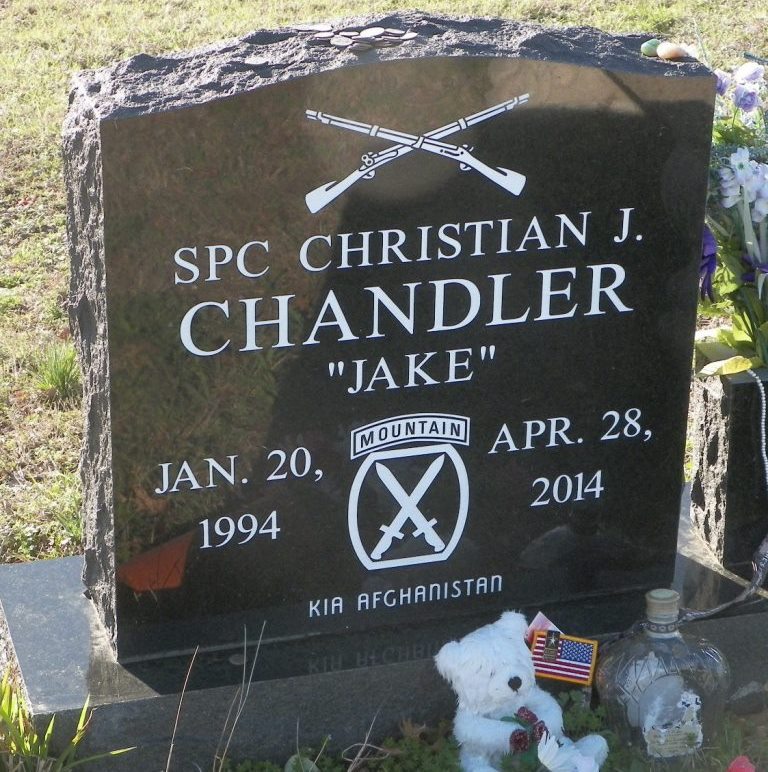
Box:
[712,58,766,146]
[699,55,768,374]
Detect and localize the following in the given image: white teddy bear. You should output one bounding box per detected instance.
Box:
[434,611,609,772]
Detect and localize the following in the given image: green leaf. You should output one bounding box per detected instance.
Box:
[732,313,756,343]
[696,339,740,363]
[715,328,744,351]
[698,355,761,376]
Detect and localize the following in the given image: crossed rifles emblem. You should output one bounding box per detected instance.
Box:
[305,93,530,213]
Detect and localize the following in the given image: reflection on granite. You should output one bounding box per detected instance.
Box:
[676,485,768,619]
[1,488,766,714]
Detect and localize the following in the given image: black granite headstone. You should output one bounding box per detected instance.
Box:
[64,13,716,663]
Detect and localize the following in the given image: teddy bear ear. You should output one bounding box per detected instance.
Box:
[434,640,462,683]
[496,611,528,640]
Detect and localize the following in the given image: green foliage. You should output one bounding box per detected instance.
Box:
[0,670,133,771]
[375,734,460,771]
[32,342,80,406]
[700,56,768,372]
[221,762,282,772]
[0,276,25,290]
[0,295,24,314]
[220,726,459,772]
[499,749,540,771]
[0,671,55,767]
[558,690,608,738]
[608,3,680,34]
[713,116,763,148]
[232,707,768,772]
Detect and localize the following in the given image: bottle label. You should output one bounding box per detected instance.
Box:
[646,620,679,634]
[643,688,703,758]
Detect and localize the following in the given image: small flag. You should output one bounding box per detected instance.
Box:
[530,630,598,686]
[524,611,560,645]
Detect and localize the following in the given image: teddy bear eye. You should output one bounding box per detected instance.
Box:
[508,676,522,691]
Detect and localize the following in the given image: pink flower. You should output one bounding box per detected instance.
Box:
[515,707,539,725]
[510,728,531,753]
[728,756,756,772]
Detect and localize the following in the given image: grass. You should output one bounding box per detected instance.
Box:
[0,670,133,771]
[0,1,764,564]
[32,342,80,407]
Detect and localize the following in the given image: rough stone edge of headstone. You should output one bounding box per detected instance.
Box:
[66,10,713,123]
[0,596,29,707]
[690,368,768,564]
[63,87,117,649]
[689,375,729,561]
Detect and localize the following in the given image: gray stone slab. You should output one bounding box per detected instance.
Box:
[0,557,453,770]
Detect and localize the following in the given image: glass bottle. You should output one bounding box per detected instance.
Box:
[595,588,730,761]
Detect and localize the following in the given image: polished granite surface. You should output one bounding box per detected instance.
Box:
[87,51,716,659]
[2,489,766,712]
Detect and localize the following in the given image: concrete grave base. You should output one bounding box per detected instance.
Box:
[3,491,768,770]
[0,558,455,770]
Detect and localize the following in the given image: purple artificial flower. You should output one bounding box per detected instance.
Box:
[700,224,717,302]
[715,69,731,96]
[734,62,765,83]
[741,253,768,283]
[734,85,761,113]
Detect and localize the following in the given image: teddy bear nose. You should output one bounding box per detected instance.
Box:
[508,676,522,691]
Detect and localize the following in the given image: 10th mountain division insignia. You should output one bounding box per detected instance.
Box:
[348,414,470,570]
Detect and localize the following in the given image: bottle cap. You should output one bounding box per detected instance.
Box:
[645,588,680,624]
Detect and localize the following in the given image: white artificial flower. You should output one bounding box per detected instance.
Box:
[757,165,768,199]
[753,197,768,223]
[537,733,575,772]
[743,165,762,201]
[731,147,753,184]
[734,62,766,83]
[536,733,598,772]
[720,165,741,206]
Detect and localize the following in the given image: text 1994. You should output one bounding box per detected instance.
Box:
[199,511,280,549]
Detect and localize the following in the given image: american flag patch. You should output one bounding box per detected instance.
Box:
[530,630,598,686]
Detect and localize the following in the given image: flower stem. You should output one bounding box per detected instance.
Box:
[741,189,760,261]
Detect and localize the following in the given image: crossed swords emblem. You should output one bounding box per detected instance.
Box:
[305,93,530,213]
[371,455,446,560]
